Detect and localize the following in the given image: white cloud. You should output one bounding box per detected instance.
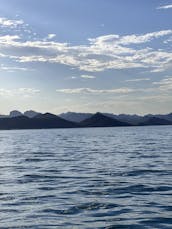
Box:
[157,4,172,10]
[56,85,172,96]
[18,88,40,94]
[0,88,40,97]
[89,30,172,45]
[81,74,95,79]
[125,78,150,82]
[47,34,56,39]
[153,77,172,91]
[0,35,20,43]
[56,87,135,94]
[118,30,172,45]
[0,17,24,28]
[0,64,31,72]
[164,36,172,44]
[0,29,172,73]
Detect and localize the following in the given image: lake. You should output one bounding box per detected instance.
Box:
[0,126,172,228]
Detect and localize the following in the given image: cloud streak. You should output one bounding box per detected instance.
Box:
[80,75,95,79]
[0,64,31,72]
[0,88,40,97]
[125,78,150,82]
[89,30,172,45]
[56,87,135,94]
[157,4,172,10]
[153,77,172,91]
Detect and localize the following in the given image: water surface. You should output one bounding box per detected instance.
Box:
[0,126,172,228]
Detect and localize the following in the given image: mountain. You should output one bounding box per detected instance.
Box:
[0,116,33,130]
[34,112,57,119]
[105,113,143,125]
[164,113,172,122]
[59,112,92,122]
[60,112,141,125]
[9,110,23,117]
[144,113,172,123]
[0,113,78,130]
[0,110,40,119]
[80,112,131,127]
[139,117,172,126]
[59,112,144,125]
[59,112,172,125]
[31,113,78,128]
[0,110,172,130]
[24,110,41,118]
[0,115,8,118]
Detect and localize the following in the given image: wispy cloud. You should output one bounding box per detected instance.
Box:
[0,88,40,97]
[56,83,172,95]
[89,30,172,45]
[56,87,135,94]
[80,75,95,79]
[125,78,150,82]
[157,4,172,10]
[153,77,172,91]
[0,64,31,72]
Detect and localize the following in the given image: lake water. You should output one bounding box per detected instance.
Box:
[0,126,172,228]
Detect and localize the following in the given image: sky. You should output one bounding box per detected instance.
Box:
[0,0,172,115]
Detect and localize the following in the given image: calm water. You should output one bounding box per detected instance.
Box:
[0,126,172,229]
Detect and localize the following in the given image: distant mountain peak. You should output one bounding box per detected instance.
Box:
[80,112,131,127]
[9,110,23,117]
[24,110,41,118]
[0,110,171,130]
[94,112,105,117]
[36,113,58,119]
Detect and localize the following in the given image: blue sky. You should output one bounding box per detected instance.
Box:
[0,0,172,114]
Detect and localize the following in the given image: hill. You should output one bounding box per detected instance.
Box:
[80,112,131,127]
[59,112,172,125]
[139,117,172,126]
[0,113,78,130]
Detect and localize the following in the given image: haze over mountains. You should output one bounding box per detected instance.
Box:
[59,111,172,125]
[0,110,171,130]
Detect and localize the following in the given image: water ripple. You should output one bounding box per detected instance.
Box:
[0,126,172,228]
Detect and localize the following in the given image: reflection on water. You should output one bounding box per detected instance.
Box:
[0,126,172,228]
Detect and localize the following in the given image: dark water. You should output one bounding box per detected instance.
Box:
[0,126,172,229]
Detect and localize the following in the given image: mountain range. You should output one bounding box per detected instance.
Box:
[0,110,171,130]
[59,111,172,125]
[0,112,77,130]
[80,112,131,127]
